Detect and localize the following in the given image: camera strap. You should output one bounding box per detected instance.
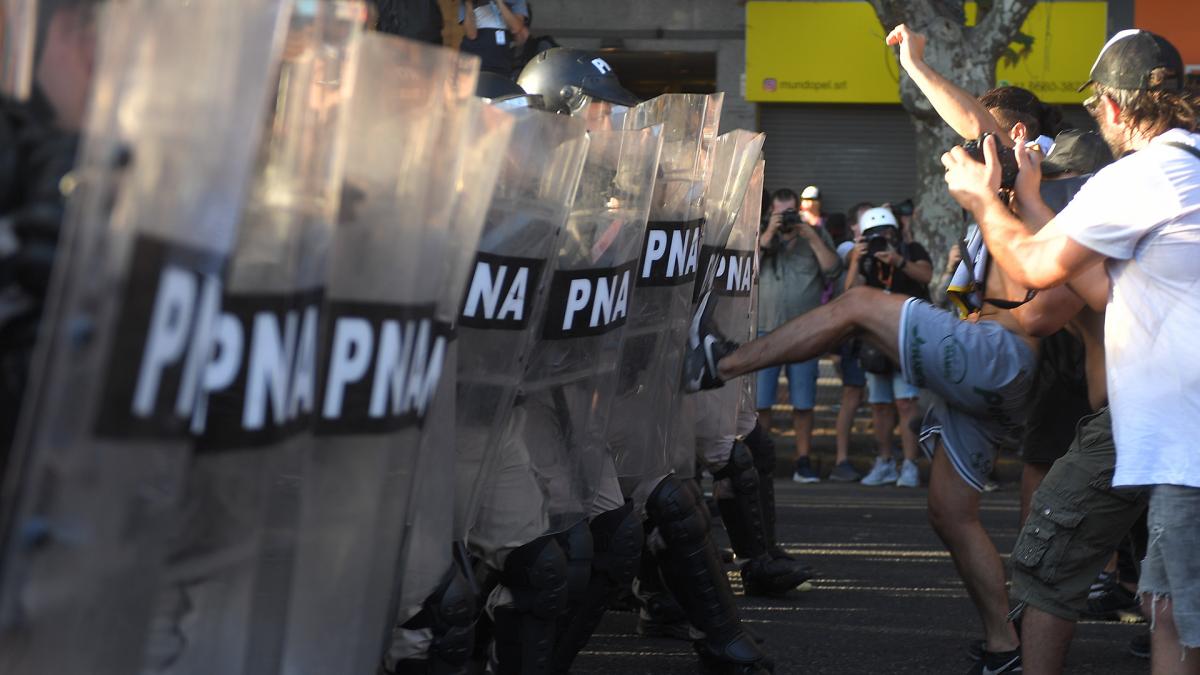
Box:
[1164,141,1200,163]
[956,216,1037,311]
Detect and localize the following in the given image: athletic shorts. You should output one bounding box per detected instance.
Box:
[1010,408,1149,620]
[1140,484,1200,648]
[897,298,1037,491]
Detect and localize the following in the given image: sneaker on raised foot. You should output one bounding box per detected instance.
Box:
[792,457,819,484]
[967,647,1021,674]
[896,459,920,487]
[828,461,861,483]
[684,290,738,393]
[860,456,898,486]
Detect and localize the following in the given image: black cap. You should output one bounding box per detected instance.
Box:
[517,48,640,114]
[1041,129,1114,176]
[1079,29,1185,92]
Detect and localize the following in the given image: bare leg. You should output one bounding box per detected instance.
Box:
[927,441,1019,653]
[895,397,921,463]
[718,287,907,381]
[1020,606,1075,675]
[792,409,813,460]
[871,403,896,460]
[1149,596,1200,675]
[1019,463,1051,526]
[835,386,863,465]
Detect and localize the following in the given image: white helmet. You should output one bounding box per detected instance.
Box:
[859,207,898,236]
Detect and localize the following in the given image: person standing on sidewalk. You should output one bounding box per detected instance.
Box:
[845,207,932,487]
[828,201,875,482]
[756,186,841,483]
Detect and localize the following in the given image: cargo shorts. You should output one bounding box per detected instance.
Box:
[1010,408,1150,621]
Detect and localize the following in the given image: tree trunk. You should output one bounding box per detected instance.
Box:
[866,0,1037,287]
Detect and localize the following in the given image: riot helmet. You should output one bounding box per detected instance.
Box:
[517,47,639,115]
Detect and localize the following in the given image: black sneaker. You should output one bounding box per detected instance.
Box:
[684,290,738,393]
[967,647,1021,674]
[1083,574,1139,620]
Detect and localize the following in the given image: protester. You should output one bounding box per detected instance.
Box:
[943,28,1200,675]
[756,187,841,483]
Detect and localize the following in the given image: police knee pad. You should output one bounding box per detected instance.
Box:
[500,535,568,620]
[713,442,759,498]
[589,502,643,585]
[646,475,710,546]
[555,519,595,601]
[392,563,478,673]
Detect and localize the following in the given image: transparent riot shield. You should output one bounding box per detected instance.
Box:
[386,98,514,658]
[454,106,589,549]
[140,5,365,675]
[0,1,292,674]
[694,156,765,461]
[277,33,474,675]
[670,129,764,476]
[0,0,36,100]
[496,125,664,536]
[608,94,723,500]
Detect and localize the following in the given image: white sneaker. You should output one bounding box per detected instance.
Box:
[860,457,898,486]
[896,459,920,488]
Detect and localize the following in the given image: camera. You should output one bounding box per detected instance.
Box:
[858,229,898,280]
[777,208,802,234]
[961,132,1019,191]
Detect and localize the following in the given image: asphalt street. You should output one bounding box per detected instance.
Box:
[572,479,1149,674]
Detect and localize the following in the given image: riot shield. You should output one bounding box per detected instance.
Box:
[607,94,723,500]
[276,33,478,675]
[670,129,764,476]
[480,125,664,544]
[385,89,515,664]
[454,106,589,550]
[0,0,36,100]
[694,156,765,461]
[0,1,292,673]
[141,5,365,675]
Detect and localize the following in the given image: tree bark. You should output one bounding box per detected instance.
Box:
[866,0,1036,283]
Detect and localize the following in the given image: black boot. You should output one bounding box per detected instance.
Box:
[551,503,644,673]
[715,441,812,597]
[743,423,792,562]
[646,475,773,674]
[490,536,568,675]
[634,539,703,641]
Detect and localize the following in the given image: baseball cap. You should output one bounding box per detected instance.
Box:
[1078,29,1185,92]
[800,185,820,200]
[1040,129,1114,176]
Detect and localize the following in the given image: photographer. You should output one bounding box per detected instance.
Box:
[845,207,932,488]
[757,187,841,483]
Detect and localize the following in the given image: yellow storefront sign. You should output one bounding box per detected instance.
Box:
[746,1,1107,104]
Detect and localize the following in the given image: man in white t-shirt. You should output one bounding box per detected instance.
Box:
[942,30,1200,672]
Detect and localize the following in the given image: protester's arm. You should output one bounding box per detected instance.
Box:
[1012,140,1056,228]
[942,135,1104,289]
[886,24,1008,143]
[1011,285,1086,337]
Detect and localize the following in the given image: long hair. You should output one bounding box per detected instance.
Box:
[1093,69,1200,136]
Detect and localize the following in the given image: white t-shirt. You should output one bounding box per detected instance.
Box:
[1057,128,1200,488]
